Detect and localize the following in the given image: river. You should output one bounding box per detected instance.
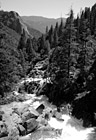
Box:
[17,60,96,140]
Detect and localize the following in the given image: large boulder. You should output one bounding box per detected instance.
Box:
[22,111,37,121]
[12,113,22,124]
[22,106,39,121]
[23,118,38,134]
[0,121,8,138]
[36,104,45,114]
[12,104,29,116]
[52,110,62,119]
[18,124,26,136]
[29,106,39,117]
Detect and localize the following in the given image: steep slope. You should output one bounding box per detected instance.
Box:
[0,11,42,97]
[0,10,42,38]
[0,10,29,35]
[22,16,66,33]
[0,22,20,50]
[0,22,21,95]
[26,24,42,39]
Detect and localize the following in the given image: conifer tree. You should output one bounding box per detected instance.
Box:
[61,9,77,78]
[17,29,26,50]
[26,38,36,61]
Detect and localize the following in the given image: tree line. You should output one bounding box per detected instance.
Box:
[40,4,96,105]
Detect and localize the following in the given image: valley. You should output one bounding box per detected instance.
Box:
[1,3,96,140]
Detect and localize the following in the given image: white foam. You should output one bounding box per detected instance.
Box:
[48,114,94,140]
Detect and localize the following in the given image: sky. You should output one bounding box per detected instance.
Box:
[0,0,96,18]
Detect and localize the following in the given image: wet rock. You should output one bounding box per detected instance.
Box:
[37,116,48,126]
[0,115,2,121]
[22,106,39,121]
[22,111,36,121]
[0,121,8,138]
[12,113,22,124]
[53,110,62,119]
[28,106,39,118]
[23,118,38,134]
[12,104,29,116]
[36,104,45,114]
[55,129,62,136]
[18,124,26,136]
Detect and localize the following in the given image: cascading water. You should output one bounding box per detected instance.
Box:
[16,61,95,140]
[47,114,94,140]
[18,76,95,140]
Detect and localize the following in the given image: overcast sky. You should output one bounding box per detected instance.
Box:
[0,0,96,18]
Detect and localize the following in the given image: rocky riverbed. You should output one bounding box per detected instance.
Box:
[1,92,95,140]
[0,60,96,140]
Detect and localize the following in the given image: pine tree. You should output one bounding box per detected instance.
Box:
[17,29,26,50]
[61,9,77,78]
[26,38,36,61]
[52,30,58,47]
[18,49,29,77]
[77,10,92,73]
[46,26,48,34]
[90,3,96,35]
[58,18,64,37]
[48,25,54,47]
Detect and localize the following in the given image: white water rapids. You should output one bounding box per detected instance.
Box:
[17,62,95,140]
[17,77,95,140]
[47,115,94,140]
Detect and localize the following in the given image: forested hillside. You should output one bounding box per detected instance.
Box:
[38,4,96,126]
[0,11,42,97]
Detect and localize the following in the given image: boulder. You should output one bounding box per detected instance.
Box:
[0,115,2,121]
[22,106,39,121]
[29,107,39,116]
[22,111,37,121]
[23,118,38,134]
[36,104,45,114]
[13,104,29,115]
[0,121,8,138]
[18,124,26,136]
[37,115,48,126]
[12,113,22,124]
[53,110,62,119]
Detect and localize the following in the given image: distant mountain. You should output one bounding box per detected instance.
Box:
[26,24,42,39]
[22,16,66,33]
[0,10,42,39]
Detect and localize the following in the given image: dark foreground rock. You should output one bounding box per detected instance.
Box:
[36,104,45,114]
[0,122,8,138]
[18,124,26,136]
[23,118,38,134]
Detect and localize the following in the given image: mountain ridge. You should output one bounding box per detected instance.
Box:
[0,10,42,39]
[22,16,66,33]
